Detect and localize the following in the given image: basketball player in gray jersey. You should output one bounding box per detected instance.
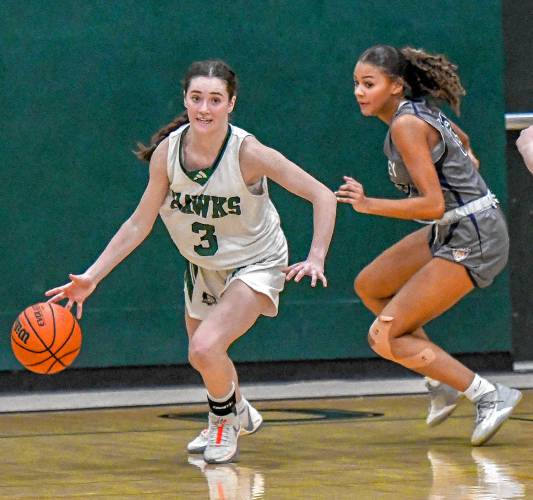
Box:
[46,60,336,464]
[336,45,521,446]
[385,99,508,289]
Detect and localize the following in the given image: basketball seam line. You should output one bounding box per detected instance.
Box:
[44,303,78,373]
[46,303,76,363]
[23,308,66,368]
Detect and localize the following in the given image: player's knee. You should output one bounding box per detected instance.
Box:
[367,315,395,360]
[188,336,216,371]
[354,267,378,300]
[353,272,368,299]
[367,316,437,369]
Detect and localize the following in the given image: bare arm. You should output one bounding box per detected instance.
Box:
[337,115,445,221]
[45,139,170,317]
[516,125,533,174]
[240,136,337,287]
[85,140,170,283]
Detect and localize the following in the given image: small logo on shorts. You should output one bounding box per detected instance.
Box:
[202,292,217,306]
[452,247,471,262]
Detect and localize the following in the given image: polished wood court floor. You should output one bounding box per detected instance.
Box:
[1,390,532,499]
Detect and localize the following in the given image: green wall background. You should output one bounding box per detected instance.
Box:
[0,0,510,370]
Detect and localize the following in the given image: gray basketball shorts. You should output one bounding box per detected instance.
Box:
[429,206,509,288]
[183,258,287,320]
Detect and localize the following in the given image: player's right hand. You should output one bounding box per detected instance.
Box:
[335,176,370,213]
[45,273,96,319]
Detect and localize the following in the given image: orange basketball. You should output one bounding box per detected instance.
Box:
[11,302,82,374]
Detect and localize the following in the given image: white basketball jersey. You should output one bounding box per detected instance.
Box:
[159,124,288,270]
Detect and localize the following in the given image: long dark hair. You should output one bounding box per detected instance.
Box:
[358,45,465,115]
[135,59,239,162]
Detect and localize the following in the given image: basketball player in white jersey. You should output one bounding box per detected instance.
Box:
[46,60,336,464]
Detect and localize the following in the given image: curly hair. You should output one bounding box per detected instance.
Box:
[358,45,465,115]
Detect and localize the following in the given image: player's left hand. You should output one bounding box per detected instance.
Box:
[335,176,370,213]
[283,259,327,287]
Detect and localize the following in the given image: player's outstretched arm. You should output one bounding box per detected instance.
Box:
[45,139,170,318]
[239,136,337,287]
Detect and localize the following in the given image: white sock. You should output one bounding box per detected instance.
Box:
[207,382,235,404]
[236,396,247,413]
[463,374,495,402]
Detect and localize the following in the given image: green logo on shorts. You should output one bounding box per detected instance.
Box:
[202,292,217,306]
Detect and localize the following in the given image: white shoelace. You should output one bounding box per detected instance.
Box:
[476,399,502,423]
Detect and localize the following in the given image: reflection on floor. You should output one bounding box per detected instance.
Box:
[0,390,531,499]
[188,456,265,500]
[428,447,526,499]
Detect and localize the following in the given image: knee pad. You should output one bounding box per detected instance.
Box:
[368,315,436,369]
[368,315,394,360]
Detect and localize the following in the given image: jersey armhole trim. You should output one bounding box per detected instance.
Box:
[237,135,269,198]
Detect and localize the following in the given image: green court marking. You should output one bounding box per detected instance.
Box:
[159,408,384,425]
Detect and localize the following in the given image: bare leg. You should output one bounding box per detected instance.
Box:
[354,226,475,390]
[375,257,475,391]
[355,226,433,340]
[187,280,271,399]
[185,314,243,402]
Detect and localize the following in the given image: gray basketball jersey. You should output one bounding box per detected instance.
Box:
[384,99,489,211]
[383,100,509,288]
[159,124,288,271]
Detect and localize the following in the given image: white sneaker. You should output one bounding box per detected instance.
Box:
[238,399,264,436]
[203,411,240,464]
[471,383,522,446]
[426,380,462,427]
[187,400,263,454]
[187,428,209,454]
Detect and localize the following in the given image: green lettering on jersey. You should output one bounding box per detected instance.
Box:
[227,196,241,215]
[170,191,184,210]
[191,195,211,218]
[170,192,241,219]
[211,196,228,218]
[181,194,194,214]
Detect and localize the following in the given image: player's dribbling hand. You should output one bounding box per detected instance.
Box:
[335,176,369,213]
[283,259,327,287]
[45,273,97,319]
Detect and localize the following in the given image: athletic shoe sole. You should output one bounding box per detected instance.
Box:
[427,403,459,427]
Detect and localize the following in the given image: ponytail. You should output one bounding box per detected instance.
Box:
[134,110,189,162]
[401,47,465,115]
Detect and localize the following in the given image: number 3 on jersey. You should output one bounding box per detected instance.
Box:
[192,222,219,256]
